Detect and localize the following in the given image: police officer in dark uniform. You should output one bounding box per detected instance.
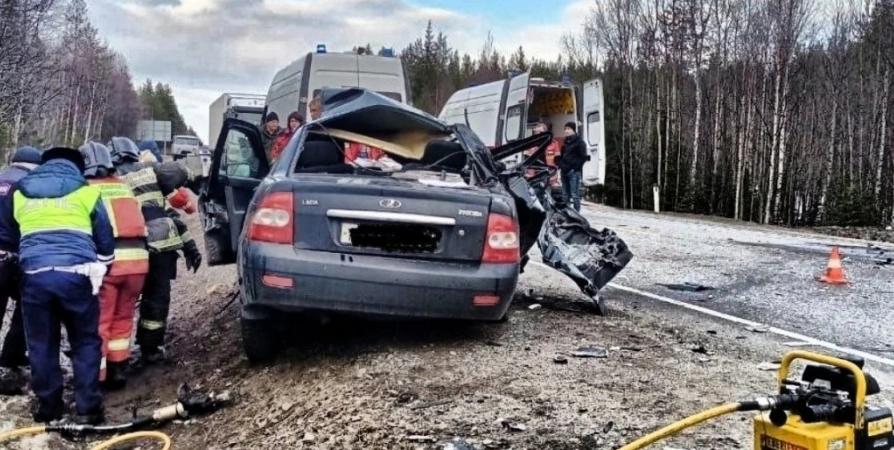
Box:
[0,146,42,394]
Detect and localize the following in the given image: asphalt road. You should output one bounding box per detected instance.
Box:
[561,204,894,368]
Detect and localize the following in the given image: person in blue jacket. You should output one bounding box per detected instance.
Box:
[137,140,163,163]
[12,146,116,424]
[0,146,42,395]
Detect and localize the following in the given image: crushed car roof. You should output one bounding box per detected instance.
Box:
[315,88,449,137]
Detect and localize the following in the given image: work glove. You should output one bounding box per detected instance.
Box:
[182,241,202,273]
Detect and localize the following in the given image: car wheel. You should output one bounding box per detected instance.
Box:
[241,316,281,364]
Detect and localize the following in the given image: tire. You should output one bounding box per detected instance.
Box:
[241,316,281,364]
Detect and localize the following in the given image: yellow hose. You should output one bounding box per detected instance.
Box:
[618,403,741,450]
[0,426,47,442]
[0,427,171,450]
[89,431,172,450]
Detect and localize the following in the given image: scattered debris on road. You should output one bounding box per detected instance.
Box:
[690,344,714,355]
[501,420,528,432]
[659,282,715,292]
[571,346,609,358]
[528,303,543,310]
[747,326,770,333]
[553,355,569,364]
[757,362,781,371]
[407,435,437,443]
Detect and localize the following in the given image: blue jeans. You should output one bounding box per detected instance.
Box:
[561,169,582,212]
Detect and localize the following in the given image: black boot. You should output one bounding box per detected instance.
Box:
[102,362,128,391]
[74,405,105,425]
[141,346,167,365]
[31,401,64,424]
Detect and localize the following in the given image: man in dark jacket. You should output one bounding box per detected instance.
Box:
[260,112,282,162]
[0,146,42,394]
[556,121,587,212]
[13,147,115,424]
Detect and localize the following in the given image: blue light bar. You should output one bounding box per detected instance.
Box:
[379,47,394,57]
[316,44,327,54]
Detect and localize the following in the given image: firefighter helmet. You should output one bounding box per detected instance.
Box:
[108,136,141,164]
[80,141,115,177]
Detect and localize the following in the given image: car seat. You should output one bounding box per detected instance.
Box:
[420,140,467,171]
[295,139,352,173]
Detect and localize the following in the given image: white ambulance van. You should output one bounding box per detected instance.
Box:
[439,72,606,186]
[264,45,411,123]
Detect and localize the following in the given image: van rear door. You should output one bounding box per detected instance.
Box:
[581,78,606,186]
[499,72,530,165]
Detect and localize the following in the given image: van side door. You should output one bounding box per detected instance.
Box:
[581,78,606,186]
[199,118,270,265]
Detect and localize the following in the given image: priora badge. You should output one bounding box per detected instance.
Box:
[379,199,402,209]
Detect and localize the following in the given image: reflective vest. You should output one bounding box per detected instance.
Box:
[118,167,183,252]
[88,177,150,275]
[120,166,165,209]
[13,186,100,238]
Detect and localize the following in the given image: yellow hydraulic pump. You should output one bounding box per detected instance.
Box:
[619,351,893,450]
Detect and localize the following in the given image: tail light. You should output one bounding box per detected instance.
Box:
[247,192,294,244]
[482,213,520,264]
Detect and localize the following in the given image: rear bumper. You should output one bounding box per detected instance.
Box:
[239,243,519,321]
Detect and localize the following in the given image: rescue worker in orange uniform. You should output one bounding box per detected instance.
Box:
[80,142,149,390]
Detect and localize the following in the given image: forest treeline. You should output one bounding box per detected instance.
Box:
[0,0,193,159]
[400,0,894,227]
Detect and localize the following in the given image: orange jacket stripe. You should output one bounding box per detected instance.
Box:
[89,178,150,275]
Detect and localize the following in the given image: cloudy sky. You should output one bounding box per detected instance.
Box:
[86,0,592,143]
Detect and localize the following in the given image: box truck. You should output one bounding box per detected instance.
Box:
[208,93,266,148]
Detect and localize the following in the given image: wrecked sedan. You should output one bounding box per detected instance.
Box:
[199,88,632,362]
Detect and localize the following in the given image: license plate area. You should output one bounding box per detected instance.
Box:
[339,222,359,245]
[337,221,442,253]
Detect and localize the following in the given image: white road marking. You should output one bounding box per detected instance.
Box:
[527,261,894,369]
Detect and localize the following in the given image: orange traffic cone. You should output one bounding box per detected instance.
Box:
[817,246,849,285]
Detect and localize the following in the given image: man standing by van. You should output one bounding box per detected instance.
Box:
[557,122,586,212]
[260,112,282,162]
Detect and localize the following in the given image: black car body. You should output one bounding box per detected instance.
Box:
[199,88,632,363]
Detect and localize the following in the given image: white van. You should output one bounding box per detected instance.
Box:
[265,45,411,123]
[439,72,606,186]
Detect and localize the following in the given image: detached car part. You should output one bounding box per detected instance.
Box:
[493,132,633,298]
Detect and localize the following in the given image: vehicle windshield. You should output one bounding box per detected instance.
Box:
[174,136,200,146]
[237,112,263,127]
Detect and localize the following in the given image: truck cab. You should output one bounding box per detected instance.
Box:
[171,135,202,161]
[438,72,606,187]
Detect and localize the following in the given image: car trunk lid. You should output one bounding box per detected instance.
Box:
[292,174,492,262]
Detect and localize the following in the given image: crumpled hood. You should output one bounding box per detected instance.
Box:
[18,159,86,199]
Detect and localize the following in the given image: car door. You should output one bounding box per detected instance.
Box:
[200,118,269,265]
[581,78,606,186]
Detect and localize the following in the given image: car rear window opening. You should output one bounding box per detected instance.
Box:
[348,223,441,253]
